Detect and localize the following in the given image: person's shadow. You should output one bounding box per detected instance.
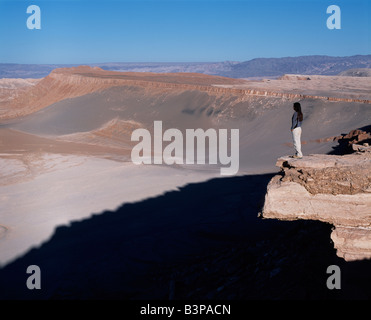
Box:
[0,173,370,300]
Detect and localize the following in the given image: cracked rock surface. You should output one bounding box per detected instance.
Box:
[262,152,371,261]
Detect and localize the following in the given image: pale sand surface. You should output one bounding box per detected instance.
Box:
[0,153,220,266]
[0,225,7,240]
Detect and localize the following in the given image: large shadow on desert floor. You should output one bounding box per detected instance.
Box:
[0,173,370,300]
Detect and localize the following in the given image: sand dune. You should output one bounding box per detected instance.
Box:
[56,118,143,149]
[0,128,131,160]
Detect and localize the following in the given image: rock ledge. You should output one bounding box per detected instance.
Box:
[262,152,371,261]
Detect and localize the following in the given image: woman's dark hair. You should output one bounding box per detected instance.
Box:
[293,102,303,122]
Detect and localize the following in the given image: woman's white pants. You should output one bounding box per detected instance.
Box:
[292,127,303,157]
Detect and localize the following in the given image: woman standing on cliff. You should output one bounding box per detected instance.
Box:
[291,102,303,158]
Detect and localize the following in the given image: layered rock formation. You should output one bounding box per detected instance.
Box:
[0,66,246,120]
[1,66,370,121]
[333,126,371,154]
[0,78,39,104]
[262,150,371,261]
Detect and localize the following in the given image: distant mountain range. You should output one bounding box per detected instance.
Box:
[1,55,371,79]
[222,55,371,78]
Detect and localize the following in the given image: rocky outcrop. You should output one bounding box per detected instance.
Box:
[333,126,371,154]
[262,152,371,261]
[278,74,311,80]
[0,78,39,104]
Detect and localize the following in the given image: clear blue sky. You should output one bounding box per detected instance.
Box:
[0,0,370,64]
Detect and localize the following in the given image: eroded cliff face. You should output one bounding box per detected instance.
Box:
[262,149,371,261]
[0,66,245,120]
[1,66,370,120]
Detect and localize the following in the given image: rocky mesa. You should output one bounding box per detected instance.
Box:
[262,146,371,262]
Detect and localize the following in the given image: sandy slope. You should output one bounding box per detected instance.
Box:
[0,154,219,266]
